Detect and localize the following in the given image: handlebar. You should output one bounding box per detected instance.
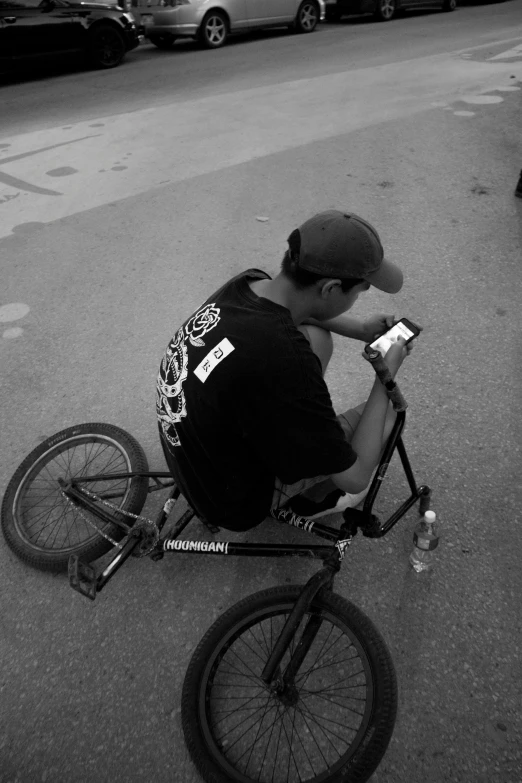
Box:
[363,346,408,412]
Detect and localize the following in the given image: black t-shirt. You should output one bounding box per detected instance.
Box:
[156,270,356,531]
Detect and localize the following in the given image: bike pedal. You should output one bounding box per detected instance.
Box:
[341,509,383,538]
[68,555,97,601]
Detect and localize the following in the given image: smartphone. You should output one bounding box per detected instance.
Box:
[368,318,420,357]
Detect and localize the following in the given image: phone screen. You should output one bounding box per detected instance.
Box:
[370,321,416,357]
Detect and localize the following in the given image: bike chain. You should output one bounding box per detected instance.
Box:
[61,486,159,556]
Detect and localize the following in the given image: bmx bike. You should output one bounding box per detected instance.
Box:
[1,348,431,783]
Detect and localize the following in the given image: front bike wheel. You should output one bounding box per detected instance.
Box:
[1,423,149,572]
[182,586,397,783]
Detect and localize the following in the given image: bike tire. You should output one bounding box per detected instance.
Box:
[181,585,397,783]
[1,423,149,572]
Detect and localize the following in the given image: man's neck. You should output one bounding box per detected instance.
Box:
[249,275,313,325]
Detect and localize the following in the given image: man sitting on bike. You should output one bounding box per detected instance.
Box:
[157,210,411,531]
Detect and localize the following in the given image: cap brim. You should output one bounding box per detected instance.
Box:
[364,258,403,294]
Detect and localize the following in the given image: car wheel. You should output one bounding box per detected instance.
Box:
[149,33,177,49]
[374,0,396,21]
[293,1,319,33]
[87,24,126,69]
[199,11,228,49]
[442,0,457,10]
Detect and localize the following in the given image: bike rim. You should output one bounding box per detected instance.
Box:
[12,435,133,553]
[205,17,226,45]
[199,603,374,783]
[300,4,317,30]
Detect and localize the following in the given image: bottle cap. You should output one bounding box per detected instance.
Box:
[424,510,436,522]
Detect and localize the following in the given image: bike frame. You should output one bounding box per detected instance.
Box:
[65,347,431,693]
[66,408,430,601]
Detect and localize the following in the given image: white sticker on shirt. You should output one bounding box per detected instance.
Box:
[194,338,235,383]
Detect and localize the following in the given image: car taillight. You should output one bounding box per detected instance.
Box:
[160,0,190,6]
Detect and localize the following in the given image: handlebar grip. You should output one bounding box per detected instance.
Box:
[363,346,408,411]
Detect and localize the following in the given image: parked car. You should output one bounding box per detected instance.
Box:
[324,0,456,21]
[133,0,325,50]
[0,0,140,72]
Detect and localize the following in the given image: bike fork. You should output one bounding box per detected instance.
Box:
[260,567,335,687]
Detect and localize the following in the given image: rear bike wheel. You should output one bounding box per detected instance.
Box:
[1,423,149,572]
[182,586,397,783]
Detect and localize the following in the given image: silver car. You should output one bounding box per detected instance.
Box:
[324,0,455,22]
[136,0,326,49]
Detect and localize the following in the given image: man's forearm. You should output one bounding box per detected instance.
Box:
[350,379,390,480]
[331,379,390,493]
[303,315,365,341]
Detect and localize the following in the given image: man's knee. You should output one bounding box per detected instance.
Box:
[299,325,333,375]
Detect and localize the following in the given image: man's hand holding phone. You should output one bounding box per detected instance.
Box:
[366,317,421,379]
[382,337,409,379]
[360,314,396,344]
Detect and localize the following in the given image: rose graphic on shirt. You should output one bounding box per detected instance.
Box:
[184,303,220,347]
[156,327,189,448]
[157,303,222,448]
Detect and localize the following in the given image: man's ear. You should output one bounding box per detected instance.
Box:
[320,279,342,299]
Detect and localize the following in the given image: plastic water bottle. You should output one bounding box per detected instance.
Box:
[409,510,438,572]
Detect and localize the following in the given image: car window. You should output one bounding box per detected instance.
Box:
[0,0,42,8]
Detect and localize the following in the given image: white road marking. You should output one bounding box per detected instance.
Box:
[2,327,24,339]
[0,303,30,322]
[454,35,522,56]
[461,95,504,104]
[488,43,522,60]
[0,53,521,239]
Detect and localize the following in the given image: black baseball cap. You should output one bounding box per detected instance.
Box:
[289,210,403,293]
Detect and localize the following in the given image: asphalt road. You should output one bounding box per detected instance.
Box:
[2,0,522,134]
[1,2,522,782]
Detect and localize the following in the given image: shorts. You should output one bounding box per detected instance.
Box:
[271,406,362,510]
